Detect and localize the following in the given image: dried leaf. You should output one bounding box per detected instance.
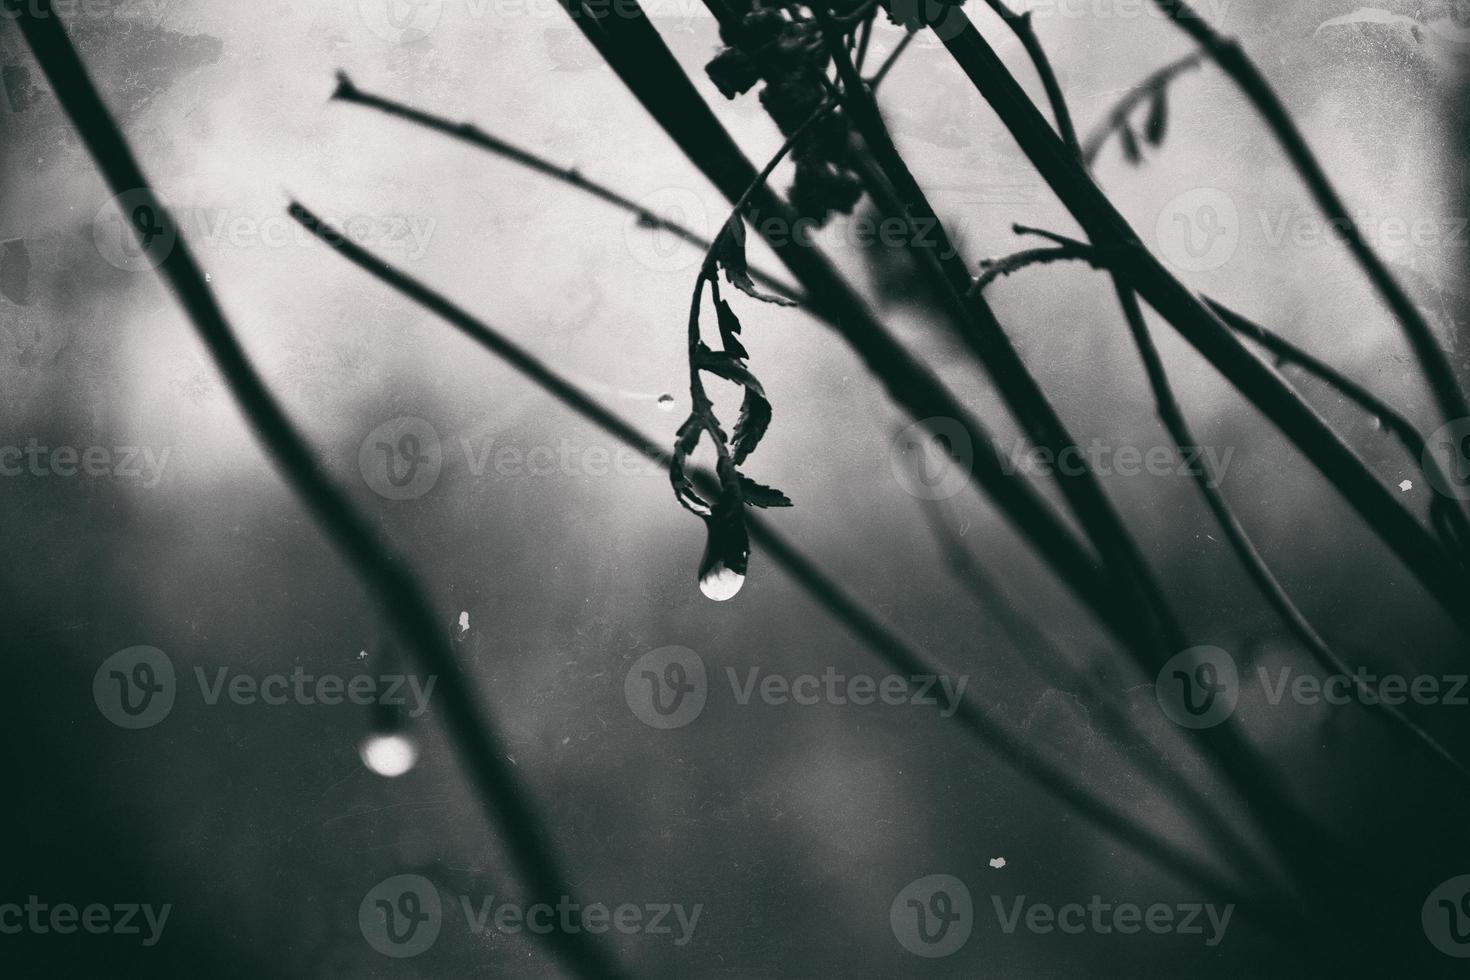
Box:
[1144,86,1168,146]
[731,387,772,464]
[669,416,713,517]
[714,297,748,360]
[739,474,792,508]
[1119,123,1142,165]
[716,216,798,307]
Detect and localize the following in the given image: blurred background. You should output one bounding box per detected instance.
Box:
[2,0,1469,975]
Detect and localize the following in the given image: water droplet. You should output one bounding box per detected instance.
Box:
[1371,416,1385,431]
[657,394,676,411]
[359,732,419,777]
[699,561,745,601]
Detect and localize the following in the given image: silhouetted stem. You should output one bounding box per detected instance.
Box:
[554,0,1147,651]
[971,243,1101,292]
[1080,51,1205,166]
[1114,283,1470,786]
[916,494,1291,896]
[979,0,1081,154]
[1151,0,1470,466]
[330,73,806,305]
[902,3,1470,635]
[289,201,1301,929]
[818,2,1184,659]
[10,7,626,979]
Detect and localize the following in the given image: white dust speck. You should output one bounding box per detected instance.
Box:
[989,857,1006,869]
[1399,479,1413,492]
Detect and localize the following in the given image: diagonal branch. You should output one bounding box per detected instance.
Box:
[548,0,1157,652]
[815,2,1184,659]
[898,2,1470,635]
[1150,0,1470,445]
[7,5,626,978]
[289,201,1303,929]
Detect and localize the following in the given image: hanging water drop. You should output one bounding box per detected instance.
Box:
[359,732,419,777]
[699,561,745,601]
[657,394,676,411]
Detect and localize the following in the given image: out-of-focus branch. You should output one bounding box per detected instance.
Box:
[1081,51,1205,166]
[8,6,626,979]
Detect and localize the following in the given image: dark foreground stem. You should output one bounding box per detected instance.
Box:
[10,6,625,977]
[551,0,1155,652]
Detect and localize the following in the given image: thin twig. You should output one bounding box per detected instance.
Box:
[817,1,1184,660]
[1113,282,1470,787]
[1151,0,1470,476]
[970,243,1100,293]
[1080,51,1205,166]
[1009,226,1470,545]
[901,2,1470,633]
[289,202,1298,928]
[866,28,915,89]
[331,73,806,305]
[979,0,1081,155]
[9,7,626,979]
[917,492,1293,896]
[557,0,1149,650]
